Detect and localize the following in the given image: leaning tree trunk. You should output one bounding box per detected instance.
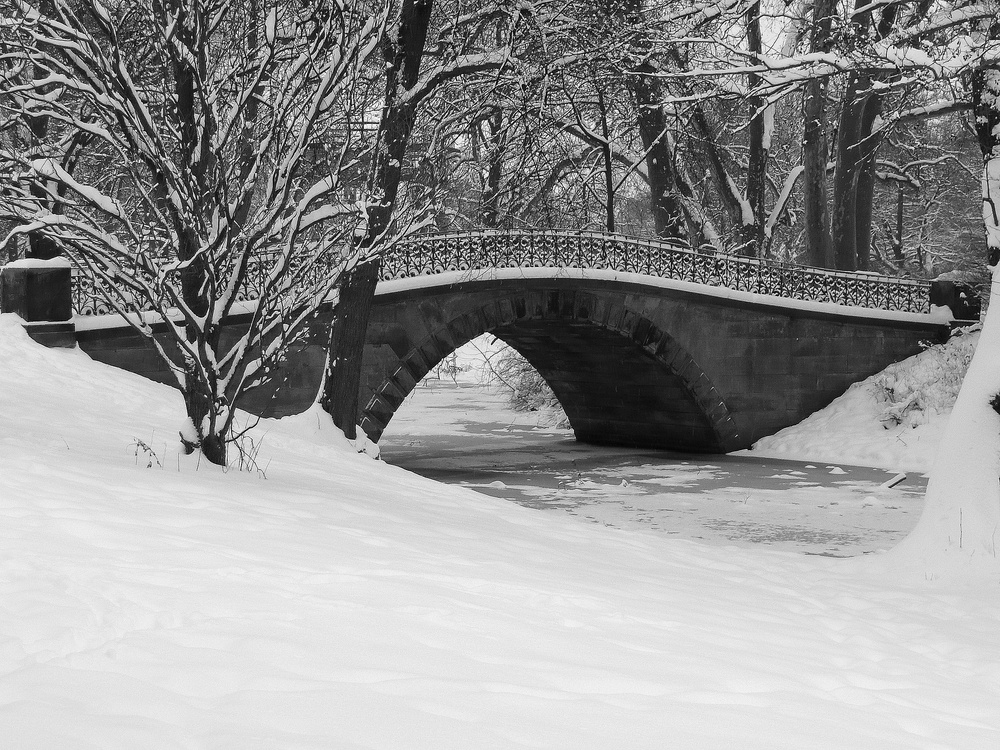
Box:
[888,31,1000,571]
[322,257,382,437]
[320,0,433,439]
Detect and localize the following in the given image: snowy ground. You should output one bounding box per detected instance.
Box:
[2,315,999,748]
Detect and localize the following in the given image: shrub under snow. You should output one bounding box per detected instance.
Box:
[750,325,980,472]
[871,325,978,428]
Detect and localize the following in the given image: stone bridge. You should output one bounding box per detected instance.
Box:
[22,231,956,453]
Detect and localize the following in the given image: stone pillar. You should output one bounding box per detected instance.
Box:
[0,259,77,347]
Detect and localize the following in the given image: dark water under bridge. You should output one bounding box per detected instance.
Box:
[66,231,952,453]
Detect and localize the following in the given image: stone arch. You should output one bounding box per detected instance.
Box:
[359,288,742,452]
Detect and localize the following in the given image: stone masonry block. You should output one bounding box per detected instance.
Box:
[1,264,73,322]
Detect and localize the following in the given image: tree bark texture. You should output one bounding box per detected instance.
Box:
[480,108,506,229]
[24,0,61,260]
[321,258,382,436]
[889,27,1000,567]
[597,89,616,233]
[627,72,685,240]
[800,0,836,268]
[743,1,767,256]
[830,2,896,271]
[831,73,867,271]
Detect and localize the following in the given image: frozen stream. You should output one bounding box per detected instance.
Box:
[378,382,927,557]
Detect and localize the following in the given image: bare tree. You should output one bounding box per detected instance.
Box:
[0,0,387,464]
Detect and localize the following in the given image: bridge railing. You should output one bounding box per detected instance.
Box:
[382,230,931,314]
[69,230,931,316]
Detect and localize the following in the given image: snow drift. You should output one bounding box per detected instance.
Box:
[1,314,999,749]
[750,326,978,473]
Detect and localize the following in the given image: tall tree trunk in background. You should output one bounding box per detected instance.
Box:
[831,71,867,271]
[892,185,905,263]
[618,0,685,240]
[321,0,433,438]
[627,73,685,239]
[801,0,836,268]
[853,95,883,270]
[743,0,767,256]
[852,4,898,271]
[830,3,896,271]
[854,160,877,269]
[480,108,506,228]
[23,0,60,260]
[598,88,616,233]
[829,2,871,271]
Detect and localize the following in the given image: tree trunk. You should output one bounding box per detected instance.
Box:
[24,2,61,261]
[627,72,685,239]
[831,73,868,271]
[320,0,434,438]
[800,0,836,268]
[598,88,615,233]
[853,87,889,271]
[168,0,226,464]
[320,257,382,437]
[743,0,767,256]
[888,24,1000,572]
[831,3,895,271]
[854,153,877,270]
[892,186,905,263]
[480,108,505,229]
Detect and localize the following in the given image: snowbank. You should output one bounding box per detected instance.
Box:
[749,327,978,473]
[1,314,999,748]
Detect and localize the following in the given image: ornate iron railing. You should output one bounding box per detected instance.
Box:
[72,270,112,316]
[382,231,930,314]
[70,230,931,315]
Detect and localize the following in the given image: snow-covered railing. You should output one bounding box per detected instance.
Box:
[382,231,931,314]
[69,230,931,315]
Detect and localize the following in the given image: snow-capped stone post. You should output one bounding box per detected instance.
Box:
[0,257,74,347]
[890,23,1000,572]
